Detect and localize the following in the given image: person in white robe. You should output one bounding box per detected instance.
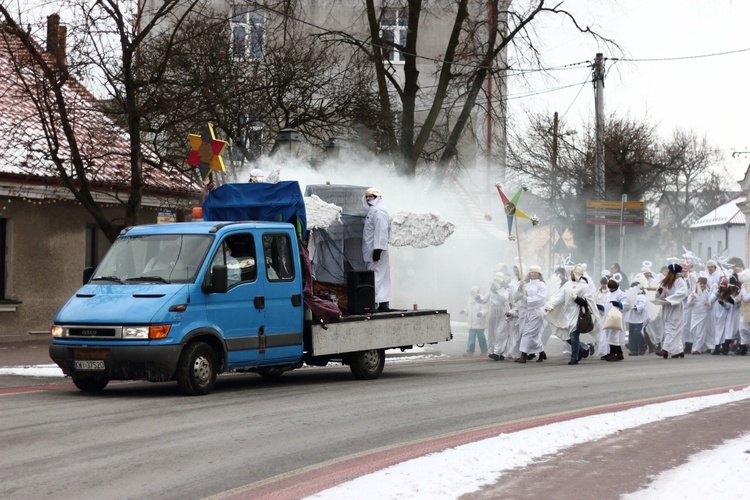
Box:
[688,276,714,354]
[738,271,750,356]
[710,277,736,355]
[625,282,648,355]
[705,260,721,291]
[544,264,600,365]
[600,279,629,361]
[361,187,392,311]
[654,263,689,358]
[505,265,524,359]
[512,266,548,363]
[481,272,513,360]
[595,277,610,357]
[726,279,741,353]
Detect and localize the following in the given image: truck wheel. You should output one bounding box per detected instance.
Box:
[350,349,385,380]
[177,342,217,396]
[257,366,285,379]
[72,374,109,392]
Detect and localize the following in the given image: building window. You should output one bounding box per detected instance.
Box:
[231,6,265,59]
[380,8,407,62]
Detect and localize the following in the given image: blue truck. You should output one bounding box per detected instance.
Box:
[49,182,451,395]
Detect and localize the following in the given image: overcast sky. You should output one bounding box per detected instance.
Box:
[18,0,750,184]
[507,0,750,184]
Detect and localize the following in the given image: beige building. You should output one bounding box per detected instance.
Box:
[0,17,204,341]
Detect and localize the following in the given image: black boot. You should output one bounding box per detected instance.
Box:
[712,345,721,355]
[684,342,693,354]
[722,340,731,355]
[536,351,547,362]
[515,352,528,363]
[606,346,624,361]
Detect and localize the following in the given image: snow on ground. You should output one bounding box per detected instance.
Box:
[622,432,750,499]
[3,361,749,499]
[0,364,64,377]
[307,386,750,500]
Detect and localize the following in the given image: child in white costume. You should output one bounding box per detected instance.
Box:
[460,286,488,356]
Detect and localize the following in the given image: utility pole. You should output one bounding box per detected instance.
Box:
[593,53,606,275]
[549,111,559,276]
[486,0,494,191]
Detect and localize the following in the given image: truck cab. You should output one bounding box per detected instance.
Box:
[50,220,305,395]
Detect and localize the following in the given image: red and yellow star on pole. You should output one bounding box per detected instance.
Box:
[187,123,228,183]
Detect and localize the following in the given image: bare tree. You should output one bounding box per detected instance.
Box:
[342,0,614,178]
[137,0,380,174]
[509,112,727,263]
[0,1,210,242]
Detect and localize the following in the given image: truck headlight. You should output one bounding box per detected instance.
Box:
[123,326,150,339]
[50,325,64,337]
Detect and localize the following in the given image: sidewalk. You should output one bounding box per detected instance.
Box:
[0,338,52,366]
[464,397,750,499]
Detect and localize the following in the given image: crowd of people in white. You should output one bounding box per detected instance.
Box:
[460,257,750,365]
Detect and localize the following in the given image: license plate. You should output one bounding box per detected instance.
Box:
[75,360,105,370]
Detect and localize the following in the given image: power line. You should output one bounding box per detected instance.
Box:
[611,46,750,63]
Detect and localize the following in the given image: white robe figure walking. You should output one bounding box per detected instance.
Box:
[654,264,689,358]
[688,277,714,354]
[544,264,600,365]
[362,188,392,310]
[512,266,548,363]
[601,281,629,361]
[738,271,750,356]
[506,265,524,359]
[481,273,513,360]
[710,278,735,354]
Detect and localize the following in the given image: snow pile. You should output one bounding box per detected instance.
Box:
[389,212,455,248]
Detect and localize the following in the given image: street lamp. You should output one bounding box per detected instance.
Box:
[325,136,349,162]
[271,128,302,157]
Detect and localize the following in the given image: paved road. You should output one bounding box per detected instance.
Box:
[1,343,748,499]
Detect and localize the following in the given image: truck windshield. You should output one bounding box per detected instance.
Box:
[91,234,212,284]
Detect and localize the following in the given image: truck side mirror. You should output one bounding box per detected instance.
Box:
[82,267,94,285]
[208,265,228,294]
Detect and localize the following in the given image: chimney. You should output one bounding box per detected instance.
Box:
[46,14,67,68]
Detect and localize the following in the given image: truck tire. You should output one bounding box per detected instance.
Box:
[72,374,109,392]
[349,349,385,380]
[177,342,217,396]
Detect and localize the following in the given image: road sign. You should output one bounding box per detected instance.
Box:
[585,200,645,226]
